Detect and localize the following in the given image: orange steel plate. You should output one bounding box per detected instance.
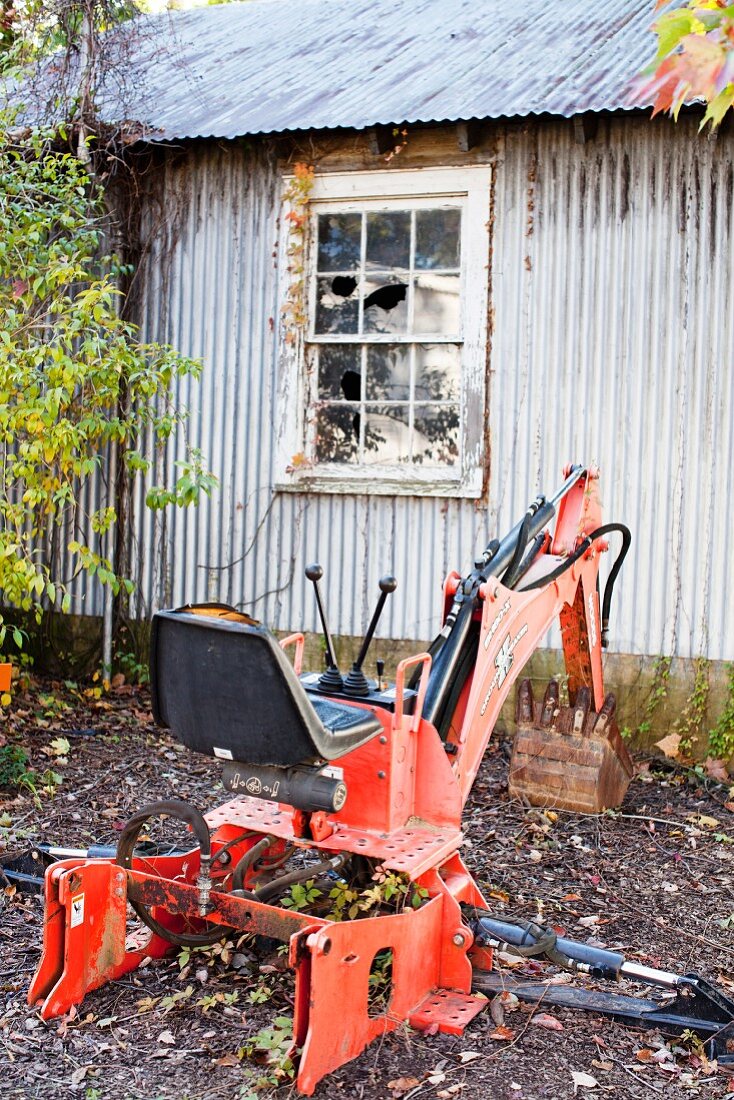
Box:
[205,797,462,878]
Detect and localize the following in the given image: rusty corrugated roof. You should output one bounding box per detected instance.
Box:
[92,0,663,141]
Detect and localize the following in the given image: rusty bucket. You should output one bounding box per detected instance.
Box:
[508,680,634,814]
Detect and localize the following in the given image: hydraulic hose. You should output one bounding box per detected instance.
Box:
[116,799,228,948]
[521,523,631,648]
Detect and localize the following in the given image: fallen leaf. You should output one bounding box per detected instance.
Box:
[490,997,505,1026]
[571,1070,598,1092]
[704,756,729,782]
[687,813,719,829]
[70,1066,90,1088]
[387,1078,420,1095]
[591,1059,613,1071]
[427,1073,446,1086]
[458,1051,482,1064]
[656,732,681,759]
[531,1012,564,1031]
[488,1025,515,1041]
[214,1053,240,1067]
[577,915,600,928]
[158,1029,176,1045]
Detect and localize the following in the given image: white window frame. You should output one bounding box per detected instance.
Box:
[274,165,491,498]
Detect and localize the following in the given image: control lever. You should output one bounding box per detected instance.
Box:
[305,563,343,691]
[343,575,397,697]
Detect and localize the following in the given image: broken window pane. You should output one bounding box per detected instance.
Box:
[365,211,410,270]
[366,346,410,401]
[317,213,362,271]
[363,278,408,334]
[318,345,361,400]
[413,273,460,335]
[413,404,460,465]
[315,404,360,463]
[315,276,359,334]
[363,404,411,464]
[415,344,460,402]
[415,208,461,270]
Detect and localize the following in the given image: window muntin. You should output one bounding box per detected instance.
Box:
[309,203,462,470]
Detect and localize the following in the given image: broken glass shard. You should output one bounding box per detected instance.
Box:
[315,276,359,334]
[318,345,360,400]
[363,279,408,334]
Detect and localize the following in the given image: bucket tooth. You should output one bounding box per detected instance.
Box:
[573,686,591,735]
[594,693,616,734]
[509,680,634,814]
[540,681,559,728]
[517,679,534,725]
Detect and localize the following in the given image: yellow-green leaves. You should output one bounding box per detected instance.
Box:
[0,118,214,648]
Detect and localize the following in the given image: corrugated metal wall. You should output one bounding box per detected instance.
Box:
[67,116,734,661]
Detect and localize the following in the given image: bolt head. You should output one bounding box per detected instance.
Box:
[452,933,465,947]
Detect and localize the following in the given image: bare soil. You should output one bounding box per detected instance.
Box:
[2,676,734,1100]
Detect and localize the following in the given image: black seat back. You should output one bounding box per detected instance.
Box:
[151,607,329,767]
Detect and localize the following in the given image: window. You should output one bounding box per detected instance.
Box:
[276,166,491,497]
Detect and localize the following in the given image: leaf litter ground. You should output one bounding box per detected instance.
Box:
[2,676,734,1100]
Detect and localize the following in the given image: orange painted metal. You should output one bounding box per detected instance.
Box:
[0,663,11,693]
[29,466,630,1094]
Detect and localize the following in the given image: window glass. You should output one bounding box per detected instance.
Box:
[310,203,463,470]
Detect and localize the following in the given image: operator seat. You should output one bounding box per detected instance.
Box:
[150,605,382,767]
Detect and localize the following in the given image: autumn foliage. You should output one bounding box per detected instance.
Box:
[636,1,734,128]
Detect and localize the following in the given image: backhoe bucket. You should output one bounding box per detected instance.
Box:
[508,680,634,813]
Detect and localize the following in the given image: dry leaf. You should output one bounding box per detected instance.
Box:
[427,1073,446,1086]
[704,756,729,782]
[458,1051,482,1064]
[655,732,681,759]
[497,991,520,1012]
[158,1029,176,1045]
[214,1052,240,1067]
[531,1012,564,1031]
[490,997,505,1026]
[70,1066,90,1087]
[387,1078,420,1095]
[687,813,719,829]
[571,1070,598,1092]
[488,1025,515,1041]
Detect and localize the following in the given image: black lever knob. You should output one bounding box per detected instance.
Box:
[305,562,342,692]
[343,573,398,697]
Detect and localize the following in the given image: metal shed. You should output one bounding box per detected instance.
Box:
[64,0,734,668]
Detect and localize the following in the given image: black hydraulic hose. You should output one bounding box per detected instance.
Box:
[506,529,549,591]
[254,853,349,904]
[231,835,273,895]
[433,621,480,742]
[469,912,626,981]
[521,524,631,648]
[500,509,535,590]
[600,524,631,646]
[116,800,229,948]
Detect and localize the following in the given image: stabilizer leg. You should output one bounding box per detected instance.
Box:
[292,896,484,1095]
[28,859,169,1019]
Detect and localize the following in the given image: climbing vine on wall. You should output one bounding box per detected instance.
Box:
[281,162,315,340]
